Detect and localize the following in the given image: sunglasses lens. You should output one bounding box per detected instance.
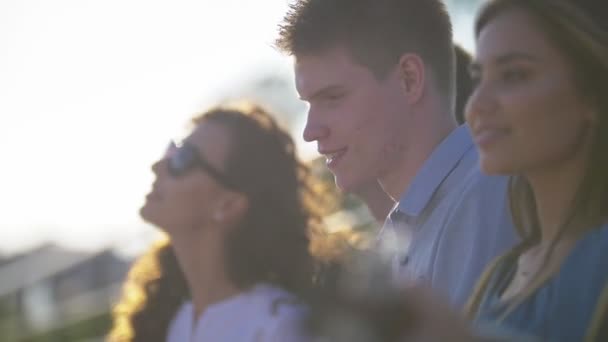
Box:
[167,144,196,177]
[164,142,235,189]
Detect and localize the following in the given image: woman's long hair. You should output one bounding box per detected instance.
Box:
[108,237,187,342]
[108,102,343,342]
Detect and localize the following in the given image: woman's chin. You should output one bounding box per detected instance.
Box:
[479,156,516,176]
[140,203,161,226]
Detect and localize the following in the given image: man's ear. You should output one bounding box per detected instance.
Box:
[397,53,425,104]
[213,192,249,224]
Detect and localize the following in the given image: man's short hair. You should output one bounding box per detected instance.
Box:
[276,0,455,102]
[454,44,474,124]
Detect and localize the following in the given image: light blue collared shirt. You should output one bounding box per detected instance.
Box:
[378,125,517,308]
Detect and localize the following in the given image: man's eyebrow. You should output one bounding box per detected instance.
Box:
[300,85,345,101]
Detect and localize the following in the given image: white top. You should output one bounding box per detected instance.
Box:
[166,284,308,342]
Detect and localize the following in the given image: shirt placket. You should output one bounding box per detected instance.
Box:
[382,209,419,286]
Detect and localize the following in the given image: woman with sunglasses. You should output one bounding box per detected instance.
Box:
[108,103,328,341]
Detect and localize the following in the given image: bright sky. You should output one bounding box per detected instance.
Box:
[0,0,300,255]
[0,0,476,256]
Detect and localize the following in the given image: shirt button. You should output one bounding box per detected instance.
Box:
[389,209,406,224]
[399,255,410,266]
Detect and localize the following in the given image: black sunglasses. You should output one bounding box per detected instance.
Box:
[165,141,236,189]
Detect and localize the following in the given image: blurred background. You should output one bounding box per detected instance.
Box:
[0,0,481,340]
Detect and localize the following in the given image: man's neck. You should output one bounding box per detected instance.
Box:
[381,114,457,200]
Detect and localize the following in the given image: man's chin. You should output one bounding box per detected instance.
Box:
[333,174,359,193]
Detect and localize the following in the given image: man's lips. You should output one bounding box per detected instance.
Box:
[319,147,347,169]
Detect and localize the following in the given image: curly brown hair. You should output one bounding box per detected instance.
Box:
[108,103,342,342]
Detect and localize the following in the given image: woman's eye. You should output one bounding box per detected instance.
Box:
[501,68,529,84]
[325,93,343,102]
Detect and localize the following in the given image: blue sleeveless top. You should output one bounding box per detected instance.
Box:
[471,224,608,341]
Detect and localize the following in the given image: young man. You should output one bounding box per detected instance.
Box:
[350,44,475,224]
[276,0,516,308]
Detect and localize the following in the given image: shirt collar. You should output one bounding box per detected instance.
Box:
[396,125,475,217]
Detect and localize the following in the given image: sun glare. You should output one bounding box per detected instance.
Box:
[0,0,293,254]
